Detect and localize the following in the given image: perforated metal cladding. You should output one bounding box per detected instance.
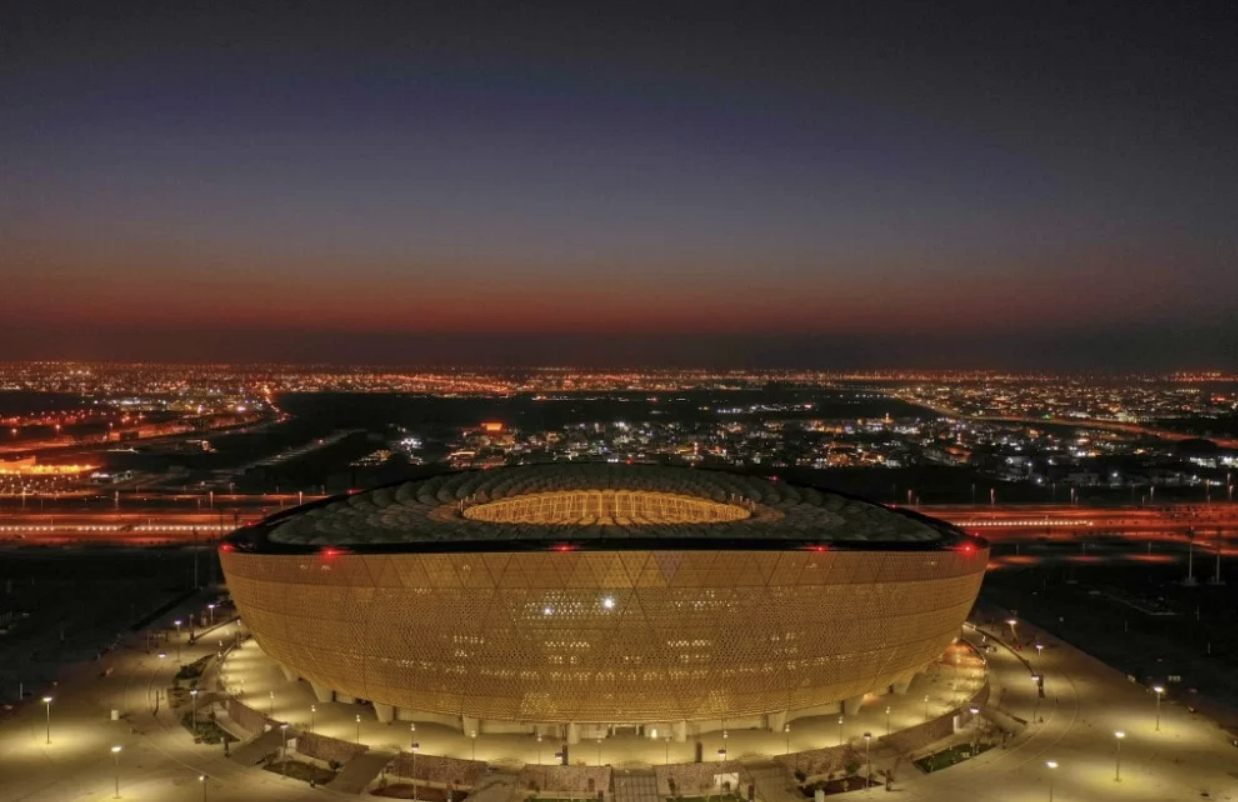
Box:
[222,548,986,723]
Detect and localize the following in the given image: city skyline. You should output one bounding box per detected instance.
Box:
[3,2,1237,367]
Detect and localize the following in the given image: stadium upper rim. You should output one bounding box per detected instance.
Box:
[224,464,984,555]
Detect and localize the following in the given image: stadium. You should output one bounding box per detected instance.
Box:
[220,464,987,743]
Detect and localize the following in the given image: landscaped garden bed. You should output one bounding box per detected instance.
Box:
[371,784,469,800]
[263,758,337,786]
[175,655,211,682]
[914,742,995,773]
[797,778,879,795]
[179,712,237,745]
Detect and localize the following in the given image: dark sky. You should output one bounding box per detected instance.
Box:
[2,1,1236,368]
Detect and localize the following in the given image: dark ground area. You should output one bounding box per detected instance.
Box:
[982,539,1238,729]
[0,547,215,704]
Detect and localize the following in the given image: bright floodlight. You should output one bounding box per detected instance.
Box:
[42,695,52,703]
[111,745,122,753]
[1153,685,1164,694]
[1046,760,1058,769]
[602,597,615,609]
[1115,730,1125,739]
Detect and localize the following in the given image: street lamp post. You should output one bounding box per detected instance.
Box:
[863,733,872,787]
[597,737,603,766]
[310,704,316,733]
[200,774,208,802]
[190,689,200,735]
[470,729,477,760]
[1114,731,1125,781]
[1153,686,1164,732]
[885,706,891,736]
[269,691,274,717]
[923,695,930,722]
[1035,642,1044,666]
[111,745,122,798]
[42,696,53,744]
[280,723,290,778]
[1045,761,1057,802]
[412,740,420,802]
[207,604,216,625]
[356,715,362,744]
[838,714,844,745]
[784,723,791,755]
[1031,676,1041,723]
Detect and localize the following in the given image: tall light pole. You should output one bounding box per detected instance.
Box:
[207,604,216,625]
[1045,761,1057,801]
[280,723,290,778]
[356,714,362,744]
[200,774,208,802]
[1031,676,1041,723]
[470,729,477,760]
[190,689,200,735]
[784,723,790,755]
[310,705,316,733]
[1114,731,1125,781]
[885,706,891,736]
[923,695,930,722]
[111,745,122,798]
[838,714,844,745]
[1006,618,1018,643]
[411,740,420,802]
[1153,686,1164,732]
[42,696,53,744]
[863,733,872,787]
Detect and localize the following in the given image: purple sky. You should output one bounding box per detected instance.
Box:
[2,1,1236,368]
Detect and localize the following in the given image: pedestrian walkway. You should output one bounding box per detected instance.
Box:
[326,748,398,794]
[746,762,797,802]
[228,727,281,766]
[467,770,521,802]
[614,770,659,802]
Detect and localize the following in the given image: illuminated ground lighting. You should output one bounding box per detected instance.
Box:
[221,464,988,729]
[964,520,1094,528]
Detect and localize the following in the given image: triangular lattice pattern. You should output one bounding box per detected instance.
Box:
[223,547,987,724]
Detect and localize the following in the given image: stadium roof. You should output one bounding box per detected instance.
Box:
[230,464,976,554]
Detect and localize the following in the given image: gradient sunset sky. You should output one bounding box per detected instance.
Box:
[3,1,1236,368]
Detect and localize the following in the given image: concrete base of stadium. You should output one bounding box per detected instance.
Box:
[266,667,954,744]
[221,639,987,762]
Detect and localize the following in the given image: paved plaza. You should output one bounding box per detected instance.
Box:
[0,598,1236,801]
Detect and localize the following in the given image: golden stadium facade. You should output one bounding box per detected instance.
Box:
[221,464,987,739]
